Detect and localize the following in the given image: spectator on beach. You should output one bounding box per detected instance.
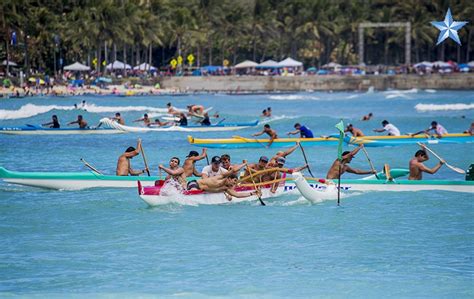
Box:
[361,113,373,121]
[345,124,364,137]
[373,120,400,136]
[287,123,314,138]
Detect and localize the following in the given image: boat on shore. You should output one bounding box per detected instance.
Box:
[0,124,123,135]
[187,133,473,148]
[187,135,339,148]
[100,118,259,133]
[345,133,473,147]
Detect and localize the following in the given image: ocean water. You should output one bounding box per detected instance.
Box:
[0,90,473,297]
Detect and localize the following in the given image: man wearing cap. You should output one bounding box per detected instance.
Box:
[201,156,228,179]
[345,124,364,137]
[373,120,400,136]
[268,141,300,167]
[242,155,270,183]
[116,138,149,176]
[183,148,207,177]
[252,124,278,147]
[326,145,375,179]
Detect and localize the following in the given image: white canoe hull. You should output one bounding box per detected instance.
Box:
[3,178,157,190]
[139,186,286,206]
[0,129,124,135]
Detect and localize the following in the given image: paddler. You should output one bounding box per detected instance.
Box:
[111,112,125,125]
[166,102,181,116]
[201,156,228,178]
[186,165,259,201]
[68,115,88,129]
[361,113,373,121]
[373,120,400,136]
[159,157,186,187]
[345,123,364,137]
[183,149,207,177]
[268,141,300,167]
[42,115,60,128]
[116,139,149,176]
[411,121,448,138]
[252,124,278,147]
[408,144,445,180]
[177,112,188,126]
[200,112,211,126]
[263,157,308,193]
[134,113,151,127]
[464,122,474,135]
[187,104,205,117]
[287,123,314,138]
[326,145,376,179]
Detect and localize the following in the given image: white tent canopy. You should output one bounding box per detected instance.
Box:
[234,60,258,68]
[432,61,452,68]
[106,60,132,70]
[133,63,157,71]
[257,60,280,68]
[278,57,303,67]
[63,62,91,71]
[413,61,433,68]
[467,61,474,67]
[2,60,18,66]
[322,62,342,68]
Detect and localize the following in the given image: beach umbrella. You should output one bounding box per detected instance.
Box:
[322,62,342,69]
[306,67,317,72]
[278,57,303,67]
[432,61,452,68]
[458,64,470,72]
[468,61,474,67]
[234,60,258,68]
[413,61,433,68]
[317,70,329,75]
[63,62,91,71]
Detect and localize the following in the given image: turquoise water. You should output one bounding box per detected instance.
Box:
[0,90,473,297]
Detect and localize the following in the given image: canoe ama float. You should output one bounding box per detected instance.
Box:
[345,133,474,147]
[0,124,123,135]
[100,118,259,133]
[188,135,339,148]
[0,166,408,191]
[188,133,473,148]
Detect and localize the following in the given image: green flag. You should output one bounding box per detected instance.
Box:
[335,120,344,160]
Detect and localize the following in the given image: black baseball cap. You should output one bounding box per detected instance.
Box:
[277,157,286,164]
[211,156,221,164]
[187,151,199,157]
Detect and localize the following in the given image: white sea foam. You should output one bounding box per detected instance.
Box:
[384,88,418,94]
[0,103,169,120]
[268,95,320,101]
[346,94,360,99]
[385,94,411,99]
[260,115,299,124]
[415,103,474,111]
[424,89,437,93]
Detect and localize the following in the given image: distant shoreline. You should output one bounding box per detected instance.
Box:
[1,73,473,97]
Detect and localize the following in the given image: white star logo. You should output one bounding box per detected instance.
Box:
[431,8,468,46]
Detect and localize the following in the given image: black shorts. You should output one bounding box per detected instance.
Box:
[187,180,200,190]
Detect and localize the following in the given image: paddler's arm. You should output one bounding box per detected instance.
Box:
[42,121,53,127]
[252,130,264,137]
[345,166,375,175]
[287,129,300,136]
[159,164,184,176]
[225,188,260,199]
[346,144,363,159]
[281,141,300,157]
[192,167,202,177]
[418,161,445,174]
[373,128,385,133]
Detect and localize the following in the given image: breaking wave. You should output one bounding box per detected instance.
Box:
[415,103,474,111]
[268,95,320,101]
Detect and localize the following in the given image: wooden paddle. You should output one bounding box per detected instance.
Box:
[417,142,465,174]
[361,147,379,179]
[298,142,314,177]
[80,158,102,175]
[232,135,267,148]
[139,139,151,176]
[245,163,265,206]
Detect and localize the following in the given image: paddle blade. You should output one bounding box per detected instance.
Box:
[446,164,466,174]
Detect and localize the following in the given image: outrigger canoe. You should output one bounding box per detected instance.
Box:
[0,166,408,191]
[187,133,474,148]
[0,124,123,135]
[345,133,473,147]
[137,180,286,206]
[187,135,339,148]
[100,118,259,132]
